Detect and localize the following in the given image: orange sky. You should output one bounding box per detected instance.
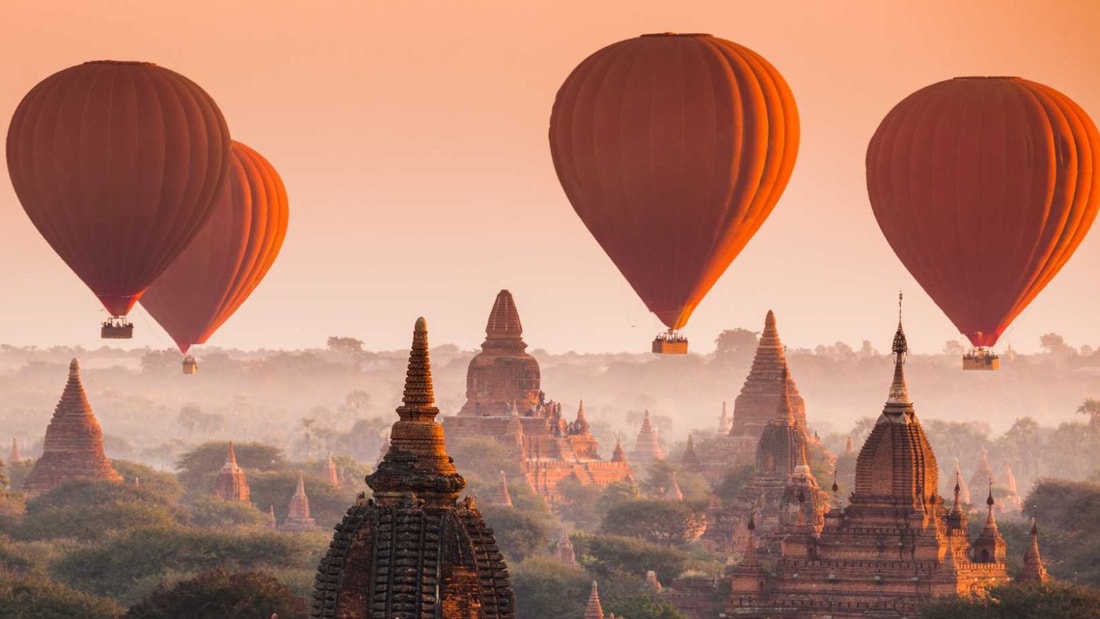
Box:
[2,1,1099,354]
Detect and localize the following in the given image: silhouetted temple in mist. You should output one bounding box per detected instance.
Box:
[443,290,632,503]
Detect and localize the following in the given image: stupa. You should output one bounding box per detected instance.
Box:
[281,474,319,533]
[312,317,515,618]
[212,442,250,502]
[22,359,121,498]
[631,410,665,474]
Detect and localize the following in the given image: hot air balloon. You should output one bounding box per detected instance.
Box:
[549,33,799,354]
[6,61,232,338]
[866,77,1100,370]
[141,141,289,374]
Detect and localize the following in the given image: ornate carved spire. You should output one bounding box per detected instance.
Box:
[368,318,465,504]
[584,581,604,619]
[883,293,913,417]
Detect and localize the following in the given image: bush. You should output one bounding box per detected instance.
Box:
[0,571,121,618]
[124,570,307,619]
[186,496,271,529]
[19,481,181,541]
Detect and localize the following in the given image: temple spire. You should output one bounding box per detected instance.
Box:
[718,401,731,434]
[663,471,684,501]
[368,318,465,504]
[682,433,700,471]
[776,366,795,424]
[1020,518,1051,583]
[573,400,590,434]
[323,453,340,488]
[883,293,913,417]
[611,434,626,462]
[584,581,604,619]
[8,438,21,464]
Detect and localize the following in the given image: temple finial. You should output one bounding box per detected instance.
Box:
[396,317,438,421]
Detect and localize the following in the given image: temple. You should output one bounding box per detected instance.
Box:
[8,438,22,465]
[312,317,515,618]
[281,474,319,532]
[698,311,810,482]
[485,470,514,508]
[1019,519,1051,583]
[584,581,604,619]
[324,454,340,488]
[444,290,632,504]
[212,442,250,502]
[704,367,829,554]
[722,301,1010,617]
[22,359,122,498]
[631,410,665,475]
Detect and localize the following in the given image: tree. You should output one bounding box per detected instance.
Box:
[509,556,589,618]
[601,499,708,548]
[124,570,307,619]
[326,336,363,354]
[943,340,965,355]
[1040,333,1075,356]
[919,582,1100,619]
[713,465,754,503]
[0,573,122,619]
[479,505,549,562]
[54,526,314,603]
[714,328,759,360]
[187,497,271,529]
[573,533,690,586]
[19,481,181,541]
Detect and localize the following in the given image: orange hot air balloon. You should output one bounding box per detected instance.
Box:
[549,33,799,352]
[6,61,231,338]
[140,141,288,370]
[867,77,1099,368]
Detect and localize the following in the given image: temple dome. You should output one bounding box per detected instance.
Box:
[458,290,541,416]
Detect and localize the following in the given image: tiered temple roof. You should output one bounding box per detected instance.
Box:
[445,291,632,504]
[584,581,604,619]
[704,368,828,553]
[457,290,540,417]
[698,311,809,481]
[312,318,515,618]
[723,302,1010,618]
[281,474,319,532]
[22,359,121,498]
[212,442,250,502]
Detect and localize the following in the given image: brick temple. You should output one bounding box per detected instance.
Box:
[698,311,810,482]
[281,473,320,532]
[444,290,632,503]
[722,311,1013,618]
[704,366,830,554]
[212,442,250,502]
[22,359,121,498]
[312,317,515,618]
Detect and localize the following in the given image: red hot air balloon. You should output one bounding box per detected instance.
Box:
[866,77,1100,370]
[6,61,231,338]
[141,141,289,373]
[549,33,799,354]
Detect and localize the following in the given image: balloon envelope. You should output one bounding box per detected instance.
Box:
[6,60,231,316]
[549,33,799,329]
[866,77,1100,347]
[141,141,289,353]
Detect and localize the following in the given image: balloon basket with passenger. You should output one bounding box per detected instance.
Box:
[652,330,688,355]
[100,317,134,339]
[182,355,199,375]
[962,348,999,371]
